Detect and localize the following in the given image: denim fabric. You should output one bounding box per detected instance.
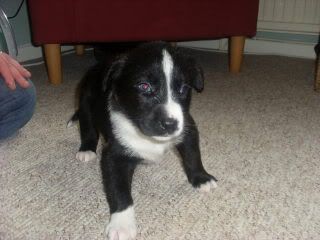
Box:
[0,77,36,139]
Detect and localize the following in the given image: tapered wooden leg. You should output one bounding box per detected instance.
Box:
[75,45,85,55]
[229,36,246,73]
[43,44,62,85]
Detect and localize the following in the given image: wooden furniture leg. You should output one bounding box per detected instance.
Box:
[75,45,85,55]
[229,36,246,73]
[43,44,62,85]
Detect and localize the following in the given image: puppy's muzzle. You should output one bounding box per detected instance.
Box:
[159,117,178,134]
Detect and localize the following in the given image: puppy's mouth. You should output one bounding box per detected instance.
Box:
[149,126,184,142]
[139,119,184,142]
[151,134,179,142]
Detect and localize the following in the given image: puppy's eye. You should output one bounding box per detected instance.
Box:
[137,82,152,93]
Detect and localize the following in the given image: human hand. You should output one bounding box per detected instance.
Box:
[0,51,31,90]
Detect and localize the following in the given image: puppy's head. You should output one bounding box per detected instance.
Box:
[107,42,204,141]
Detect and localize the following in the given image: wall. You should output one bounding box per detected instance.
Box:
[180,0,320,59]
[9,1,31,46]
[0,1,32,55]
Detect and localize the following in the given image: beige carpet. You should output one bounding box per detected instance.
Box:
[1,48,319,240]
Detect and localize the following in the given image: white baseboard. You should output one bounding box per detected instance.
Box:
[17,44,74,63]
[178,38,316,59]
[16,39,316,63]
[245,38,316,59]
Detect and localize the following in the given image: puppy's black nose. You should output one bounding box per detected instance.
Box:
[160,118,178,134]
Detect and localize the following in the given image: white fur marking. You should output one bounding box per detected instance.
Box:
[76,151,97,162]
[162,50,184,137]
[109,109,177,162]
[67,120,75,128]
[106,206,137,240]
[198,179,218,193]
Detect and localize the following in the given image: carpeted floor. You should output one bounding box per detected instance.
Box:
[0,48,319,240]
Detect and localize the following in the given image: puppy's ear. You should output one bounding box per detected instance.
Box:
[191,65,204,92]
[185,57,204,92]
[173,48,204,92]
[102,57,127,92]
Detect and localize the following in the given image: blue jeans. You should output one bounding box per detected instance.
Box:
[0,77,36,139]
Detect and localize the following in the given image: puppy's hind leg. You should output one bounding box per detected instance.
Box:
[176,114,217,193]
[76,101,99,162]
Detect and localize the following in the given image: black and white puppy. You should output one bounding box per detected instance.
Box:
[70,42,217,240]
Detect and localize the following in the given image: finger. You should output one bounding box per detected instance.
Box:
[0,60,16,90]
[9,65,30,88]
[15,65,31,78]
[7,56,32,78]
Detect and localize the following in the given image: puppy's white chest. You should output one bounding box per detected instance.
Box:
[128,138,172,162]
[110,111,176,162]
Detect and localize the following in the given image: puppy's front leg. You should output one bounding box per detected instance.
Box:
[176,114,217,192]
[101,150,139,240]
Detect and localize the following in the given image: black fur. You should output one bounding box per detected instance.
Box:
[71,42,217,236]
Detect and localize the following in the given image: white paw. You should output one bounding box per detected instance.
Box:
[66,120,74,128]
[76,151,97,162]
[107,227,137,240]
[198,179,218,193]
[106,207,137,240]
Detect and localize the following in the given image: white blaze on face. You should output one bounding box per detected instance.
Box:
[162,50,184,137]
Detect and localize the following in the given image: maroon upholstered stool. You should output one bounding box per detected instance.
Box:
[27,0,259,85]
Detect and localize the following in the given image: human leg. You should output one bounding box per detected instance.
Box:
[0,77,36,139]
